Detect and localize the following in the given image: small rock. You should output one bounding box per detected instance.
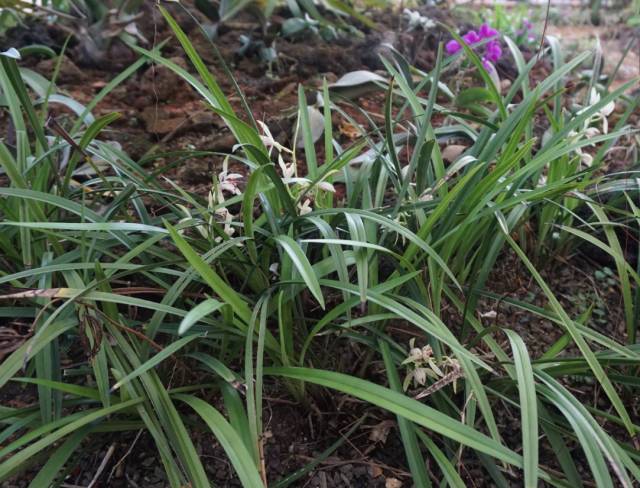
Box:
[36,55,86,83]
[140,105,216,135]
[441,144,467,163]
[140,57,189,101]
[385,477,403,488]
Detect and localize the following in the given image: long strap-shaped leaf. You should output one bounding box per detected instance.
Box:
[166,222,253,325]
[179,298,226,335]
[27,426,90,488]
[274,235,325,309]
[380,341,432,487]
[174,394,264,488]
[503,231,635,436]
[0,398,142,481]
[265,366,542,474]
[110,334,202,392]
[505,330,538,488]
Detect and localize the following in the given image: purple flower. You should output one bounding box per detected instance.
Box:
[462,30,481,44]
[523,19,533,30]
[445,39,462,55]
[478,23,498,39]
[484,40,502,62]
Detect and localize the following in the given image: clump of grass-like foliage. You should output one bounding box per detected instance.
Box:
[0,5,638,487]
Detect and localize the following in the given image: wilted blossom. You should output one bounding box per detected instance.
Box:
[445,23,503,70]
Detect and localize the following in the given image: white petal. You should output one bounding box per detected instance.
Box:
[581,153,593,166]
[585,127,600,139]
[601,101,615,117]
[317,181,336,193]
[298,199,313,215]
[1,48,21,60]
[410,348,423,361]
[414,368,427,385]
[257,120,273,140]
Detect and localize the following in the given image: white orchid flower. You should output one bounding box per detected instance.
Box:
[584,127,601,139]
[257,120,293,155]
[207,172,238,242]
[282,176,335,193]
[580,153,594,166]
[317,181,336,193]
[278,153,296,180]
[403,9,435,30]
[567,127,600,167]
[580,88,615,134]
[217,157,243,195]
[298,199,313,215]
[588,88,615,116]
[221,209,235,237]
[219,175,242,195]
[212,206,236,243]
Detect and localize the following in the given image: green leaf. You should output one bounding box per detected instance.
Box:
[380,341,431,487]
[0,399,142,481]
[179,298,226,335]
[274,235,325,309]
[503,232,636,436]
[11,378,101,401]
[28,427,90,488]
[166,221,253,325]
[266,367,530,469]
[111,334,201,392]
[456,87,493,107]
[174,394,264,487]
[505,330,538,488]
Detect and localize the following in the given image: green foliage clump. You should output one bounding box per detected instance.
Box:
[0,5,638,487]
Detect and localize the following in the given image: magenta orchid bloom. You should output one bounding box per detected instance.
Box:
[484,40,502,63]
[446,24,502,69]
[445,39,462,55]
[478,23,498,39]
[462,30,481,44]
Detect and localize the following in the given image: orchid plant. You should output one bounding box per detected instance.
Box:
[514,18,537,47]
[571,88,616,166]
[258,120,335,216]
[402,339,462,395]
[445,23,503,72]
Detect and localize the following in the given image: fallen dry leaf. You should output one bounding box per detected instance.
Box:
[339,121,360,140]
[369,420,394,444]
